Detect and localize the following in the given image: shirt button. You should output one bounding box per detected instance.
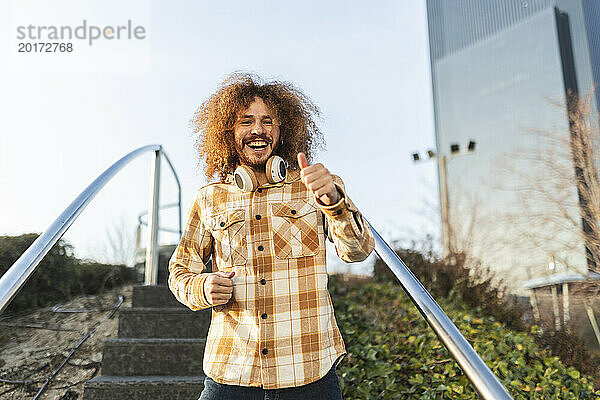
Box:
[220,221,226,227]
[262,348,268,355]
[257,188,263,193]
[258,245,264,251]
[291,209,297,215]
[261,313,267,319]
[334,210,342,215]
[260,279,266,285]
[255,215,261,220]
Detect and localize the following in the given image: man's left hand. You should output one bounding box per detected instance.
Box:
[297,153,340,206]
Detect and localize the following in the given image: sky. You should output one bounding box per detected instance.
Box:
[0,0,439,275]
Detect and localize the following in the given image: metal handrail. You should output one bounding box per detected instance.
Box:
[367,221,513,400]
[0,144,182,314]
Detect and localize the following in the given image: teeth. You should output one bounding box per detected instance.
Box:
[247,140,268,149]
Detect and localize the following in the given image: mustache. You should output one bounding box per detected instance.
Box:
[243,135,273,144]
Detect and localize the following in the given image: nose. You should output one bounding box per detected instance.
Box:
[251,122,266,134]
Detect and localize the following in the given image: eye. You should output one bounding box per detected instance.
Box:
[263,119,272,125]
[240,120,252,126]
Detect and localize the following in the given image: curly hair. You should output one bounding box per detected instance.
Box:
[191,72,325,182]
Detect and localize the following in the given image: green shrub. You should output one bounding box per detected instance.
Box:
[329,275,599,399]
[535,326,600,386]
[373,247,600,387]
[0,233,133,314]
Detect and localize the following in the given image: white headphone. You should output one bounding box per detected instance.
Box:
[233,155,287,192]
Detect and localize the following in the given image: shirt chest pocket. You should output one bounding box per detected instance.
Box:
[209,209,248,267]
[270,200,320,259]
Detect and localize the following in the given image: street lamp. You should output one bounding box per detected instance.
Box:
[412,140,477,258]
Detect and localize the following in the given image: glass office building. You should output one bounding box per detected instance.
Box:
[426,0,600,290]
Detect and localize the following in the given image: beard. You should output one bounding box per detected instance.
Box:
[235,135,278,169]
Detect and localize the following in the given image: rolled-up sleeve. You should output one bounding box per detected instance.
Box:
[317,175,374,262]
[168,190,214,311]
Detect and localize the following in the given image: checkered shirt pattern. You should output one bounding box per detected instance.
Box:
[168,168,374,389]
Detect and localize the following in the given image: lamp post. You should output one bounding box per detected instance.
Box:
[412,140,476,258]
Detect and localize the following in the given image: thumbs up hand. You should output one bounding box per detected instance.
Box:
[297,153,340,206]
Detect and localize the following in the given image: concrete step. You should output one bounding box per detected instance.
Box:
[83,375,205,400]
[118,307,211,338]
[131,285,186,308]
[101,338,205,376]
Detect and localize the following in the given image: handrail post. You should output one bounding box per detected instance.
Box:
[145,150,161,286]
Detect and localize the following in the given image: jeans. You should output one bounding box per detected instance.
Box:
[198,365,343,400]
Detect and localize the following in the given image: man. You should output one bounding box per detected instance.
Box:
[168,73,374,400]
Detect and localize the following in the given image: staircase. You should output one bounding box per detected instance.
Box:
[84,255,212,400]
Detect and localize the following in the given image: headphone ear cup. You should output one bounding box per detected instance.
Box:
[266,156,287,184]
[234,165,259,192]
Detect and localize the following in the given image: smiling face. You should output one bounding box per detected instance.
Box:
[234,97,280,169]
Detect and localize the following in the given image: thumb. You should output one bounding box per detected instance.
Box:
[297,152,310,169]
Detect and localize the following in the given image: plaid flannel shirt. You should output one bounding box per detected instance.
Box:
[168,168,374,389]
